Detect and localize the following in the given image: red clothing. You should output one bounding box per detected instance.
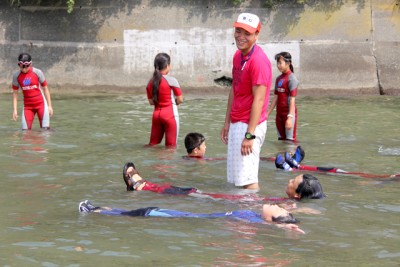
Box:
[274,70,298,115]
[274,70,299,141]
[231,45,272,124]
[146,75,182,107]
[142,181,197,194]
[146,75,182,147]
[12,66,50,129]
[141,181,288,202]
[12,66,48,104]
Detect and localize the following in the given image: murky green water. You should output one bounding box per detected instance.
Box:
[0,93,399,266]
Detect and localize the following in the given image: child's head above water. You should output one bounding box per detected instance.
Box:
[184,132,206,158]
[262,204,298,223]
[286,174,325,199]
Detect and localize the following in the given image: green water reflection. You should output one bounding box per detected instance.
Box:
[0,93,399,266]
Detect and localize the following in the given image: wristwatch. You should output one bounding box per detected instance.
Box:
[245,132,256,140]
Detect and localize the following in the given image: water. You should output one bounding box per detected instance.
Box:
[0,93,399,266]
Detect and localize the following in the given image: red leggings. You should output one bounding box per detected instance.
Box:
[149,106,179,147]
[22,96,49,130]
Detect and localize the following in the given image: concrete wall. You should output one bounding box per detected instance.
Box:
[0,0,399,95]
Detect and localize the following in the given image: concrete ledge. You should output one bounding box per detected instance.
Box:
[300,41,378,92]
[1,0,399,95]
[375,42,400,94]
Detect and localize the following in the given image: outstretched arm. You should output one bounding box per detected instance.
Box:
[276,223,305,234]
[291,207,321,215]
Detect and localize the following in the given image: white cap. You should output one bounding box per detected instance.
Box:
[233,13,261,33]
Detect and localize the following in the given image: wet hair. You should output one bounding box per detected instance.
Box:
[123,162,141,191]
[184,132,205,154]
[296,174,326,199]
[151,53,171,105]
[274,51,294,73]
[18,52,32,62]
[272,213,298,224]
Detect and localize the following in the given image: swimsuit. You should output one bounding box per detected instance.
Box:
[12,66,50,129]
[274,70,299,141]
[146,75,182,147]
[142,181,197,195]
[140,181,288,202]
[98,207,266,224]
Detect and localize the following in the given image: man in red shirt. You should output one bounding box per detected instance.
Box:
[12,53,53,130]
[220,13,272,190]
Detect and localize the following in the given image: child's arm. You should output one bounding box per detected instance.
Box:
[276,223,305,234]
[285,97,296,129]
[42,85,53,116]
[12,90,19,121]
[175,95,183,105]
[278,202,321,215]
[291,207,321,215]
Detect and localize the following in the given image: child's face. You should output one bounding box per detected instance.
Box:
[285,174,303,198]
[19,62,31,74]
[277,57,290,73]
[262,204,290,222]
[196,141,206,157]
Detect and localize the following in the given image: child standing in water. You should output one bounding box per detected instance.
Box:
[146,53,183,148]
[267,52,299,142]
[12,52,54,130]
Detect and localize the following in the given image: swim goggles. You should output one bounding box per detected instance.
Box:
[18,61,32,67]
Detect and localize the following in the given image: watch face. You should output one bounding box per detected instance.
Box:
[245,132,254,139]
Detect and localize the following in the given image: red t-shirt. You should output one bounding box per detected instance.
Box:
[231,45,272,124]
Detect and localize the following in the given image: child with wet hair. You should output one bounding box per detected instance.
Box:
[285,174,326,199]
[184,132,206,158]
[79,200,305,234]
